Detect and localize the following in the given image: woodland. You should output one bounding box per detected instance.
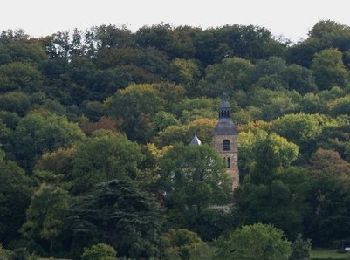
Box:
[1,20,350,259]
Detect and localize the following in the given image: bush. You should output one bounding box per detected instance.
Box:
[81,243,117,260]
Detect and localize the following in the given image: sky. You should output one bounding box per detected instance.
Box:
[2,0,350,42]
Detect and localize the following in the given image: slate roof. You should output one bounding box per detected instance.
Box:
[214,118,237,135]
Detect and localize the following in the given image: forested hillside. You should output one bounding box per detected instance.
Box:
[1,20,350,259]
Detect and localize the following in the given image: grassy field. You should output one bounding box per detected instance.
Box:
[311,249,350,259]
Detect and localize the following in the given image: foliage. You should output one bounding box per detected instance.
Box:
[310,148,350,177]
[215,223,292,260]
[21,184,72,253]
[106,83,165,142]
[0,62,42,92]
[327,95,350,116]
[70,132,143,194]
[159,144,231,214]
[0,243,13,260]
[0,154,33,245]
[2,21,350,258]
[253,133,299,180]
[0,91,31,115]
[161,229,203,260]
[13,111,84,170]
[69,180,162,258]
[235,175,308,239]
[81,243,117,260]
[311,48,348,90]
[290,234,312,260]
[238,131,299,180]
[272,113,335,155]
[200,57,254,96]
[303,170,350,247]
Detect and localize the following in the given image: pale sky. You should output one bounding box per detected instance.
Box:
[2,0,350,42]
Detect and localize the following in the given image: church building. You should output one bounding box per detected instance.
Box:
[190,99,239,190]
[212,99,239,190]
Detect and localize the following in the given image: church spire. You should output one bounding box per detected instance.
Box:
[219,98,231,119]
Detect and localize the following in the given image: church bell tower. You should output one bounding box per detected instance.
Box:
[212,98,239,190]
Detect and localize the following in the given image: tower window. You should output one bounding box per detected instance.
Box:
[227,157,230,168]
[223,140,230,151]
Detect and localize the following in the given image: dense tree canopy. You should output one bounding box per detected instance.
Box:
[0,151,33,245]
[159,144,231,212]
[12,111,84,170]
[68,180,162,258]
[1,20,350,258]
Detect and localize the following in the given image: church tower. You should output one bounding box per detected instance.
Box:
[212,98,239,190]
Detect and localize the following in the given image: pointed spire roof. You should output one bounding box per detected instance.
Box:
[190,135,202,146]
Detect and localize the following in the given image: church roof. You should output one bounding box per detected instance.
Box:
[214,118,237,135]
[215,97,236,135]
[190,135,202,145]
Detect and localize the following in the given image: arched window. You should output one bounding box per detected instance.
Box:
[227,157,230,168]
[223,140,230,151]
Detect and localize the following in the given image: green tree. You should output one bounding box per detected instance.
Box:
[158,144,231,216]
[309,20,350,39]
[237,130,268,174]
[235,171,308,239]
[0,120,12,153]
[81,243,117,260]
[70,132,143,194]
[290,234,312,260]
[170,58,201,90]
[309,20,350,51]
[0,243,13,260]
[238,131,299,182]
[152,111,180,132]
[272,113,335,153]
[311,48,348,90]
[0,151,32,245]
[316,123,350,161]
[161,229,203,260]
[0,91,31,115]
[253,133,299,183]
[327,95,350,116]
[106,84,165,142]
[215,223,292,260]
[252,56,295,91]
[0,40,47,65]
[135,24,172,52]
[95,47,169,77]
[303,171,350,247]
[283,64,317,93]
[69,180,162,259]
[200,57,254,96]
[35,147,76,178]
[173,97,217,122]
[310,148,350,176]
[21,184,72,253]
[94,24,134,49]
[83,101,106,121]
[0,62,42,92]
[247,87,300,120]
[13,112,85,170]
[0,111,20,130]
